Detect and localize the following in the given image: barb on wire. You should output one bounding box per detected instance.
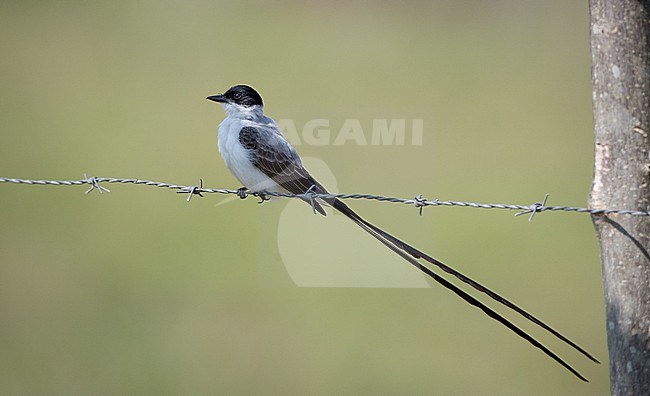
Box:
[411,194,427,217]
[176,179,204,202]
[303,184,319,215]
[84,174,110,195]
[515,193,550,222]
[1,175,649,218]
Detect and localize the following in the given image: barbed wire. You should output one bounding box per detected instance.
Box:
[1,175,648,220]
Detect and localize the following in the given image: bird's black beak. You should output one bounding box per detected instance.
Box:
[207,94,227,103]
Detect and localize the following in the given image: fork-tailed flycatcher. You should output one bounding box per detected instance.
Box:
[207,84,598,381]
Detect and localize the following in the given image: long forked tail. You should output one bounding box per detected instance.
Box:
[330,198,597,382]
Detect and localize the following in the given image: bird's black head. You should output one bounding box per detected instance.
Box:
[207,85,263,107]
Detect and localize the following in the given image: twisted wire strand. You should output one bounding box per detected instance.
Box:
[1,175,648,218]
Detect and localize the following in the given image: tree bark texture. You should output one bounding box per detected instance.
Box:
[589,1,650,395]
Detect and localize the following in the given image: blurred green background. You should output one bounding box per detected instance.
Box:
[0,1,607,395]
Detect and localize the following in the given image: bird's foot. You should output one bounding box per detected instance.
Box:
[236,187,249,199]
[257,193,271,204]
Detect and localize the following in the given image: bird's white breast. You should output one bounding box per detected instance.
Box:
[217,117,286,193]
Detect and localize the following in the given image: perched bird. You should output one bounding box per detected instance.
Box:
[207,84,598,381]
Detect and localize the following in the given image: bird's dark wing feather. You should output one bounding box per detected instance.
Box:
[239,126,328,214]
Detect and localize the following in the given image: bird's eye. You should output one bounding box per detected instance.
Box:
[233,92,242,99]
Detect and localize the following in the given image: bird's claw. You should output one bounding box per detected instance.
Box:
[257,193,271,204]
[236,187,249,199]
